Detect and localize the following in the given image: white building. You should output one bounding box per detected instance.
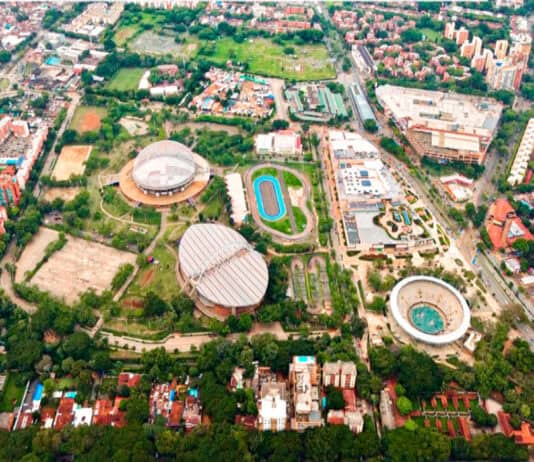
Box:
[322,361,357,389]
[255,130,302,158]
[508,119,534,185]
[257,382,287,432]
[225,173,248,225]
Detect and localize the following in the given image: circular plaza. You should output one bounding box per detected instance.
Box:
[119,140,210,206]
[390,276,470,345]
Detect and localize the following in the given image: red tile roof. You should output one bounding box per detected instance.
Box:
[486,199,533,249]
[168,401,184,428]
[54,398,75,430]
[343,389,357,412]
[118,373,141,388]
[457,417,471,441]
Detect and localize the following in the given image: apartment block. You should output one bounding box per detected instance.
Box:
[289,356,323,431]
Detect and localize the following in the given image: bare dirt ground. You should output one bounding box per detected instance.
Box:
[31,235,136,304]
[52,145,92,181]
[41,187,81,202]
[15,227,59,282]
[119,116,149,136]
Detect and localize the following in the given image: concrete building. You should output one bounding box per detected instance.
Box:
[376,84,502,164]
[225,173,248,225]
[508,118,534,185]
[289,356,323,431]
[322,361,357,389]
[486,58,522,91]
[257,382,288,432]
[495,39,509,59]
[255,130,302,158]
[0,167,20,207]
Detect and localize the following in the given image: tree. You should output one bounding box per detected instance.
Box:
[143,291,168,318]
[384,427,451,462]
[370,346,397,378]
[396,396,413,415]
[62,332,93,361]
[0,50,11,63]
[471,403,497,427]
[398,347,443,400]
[126,397,149,425]
[363,118,378,133]
[272,119,289,130]
[325,387,345,410]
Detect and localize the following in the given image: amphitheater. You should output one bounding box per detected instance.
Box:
[390,275,470,345]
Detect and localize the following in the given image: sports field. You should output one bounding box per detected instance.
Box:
[130,31,198,58]
[52,145,92,181]
[70,106,108,133]
[209,37,336,81]
[107,68,145,91]
[30,234,136,304]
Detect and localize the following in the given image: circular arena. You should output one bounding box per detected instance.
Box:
[390,276,470,345]
[119,140,210,207]
[178,223,269,319]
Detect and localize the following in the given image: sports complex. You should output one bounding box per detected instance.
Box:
[178,223,269,319]
[119,140,210,206]
[245,164,314,241]
[390,276,471,346]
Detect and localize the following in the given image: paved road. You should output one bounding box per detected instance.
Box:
[35,92,81,198]
[100,322,336,353]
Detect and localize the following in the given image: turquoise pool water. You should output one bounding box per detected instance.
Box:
[410,305,444,334]
[253,174,286,221]
[46,56,61,66]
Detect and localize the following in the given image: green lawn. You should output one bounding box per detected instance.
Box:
[252,167,278,181]
[293,206,307,233]
[263,217,292,235]
[421,28,441,42]
[0,373,25,412]
[207,37,336,81]
[283,170,303,188]
[107,68,145,91]
[125,240,181,301]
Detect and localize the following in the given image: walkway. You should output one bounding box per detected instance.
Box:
[0,243,36,314]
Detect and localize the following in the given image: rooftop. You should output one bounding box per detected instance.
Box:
[179,223,269,308]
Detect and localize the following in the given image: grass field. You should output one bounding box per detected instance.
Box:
[263,216,292,234]
[0,373,25,412]
[283,170,303,188]
[421,28,441,42]
[125,240,180,301]
[70,106,108,133]
[293,206,307,232]
[0,78,9,91]
[252,166,278,181]
[130,31,199,59]
[107,68,145,91]
[114,26,138,46]
[209,37,336,81]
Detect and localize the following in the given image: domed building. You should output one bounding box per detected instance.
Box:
[119,140,210,206]
[178,223,269,319]
[132,140,197,196]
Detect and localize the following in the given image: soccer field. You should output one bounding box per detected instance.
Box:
[107,68,145,91]
[209,37,336,81]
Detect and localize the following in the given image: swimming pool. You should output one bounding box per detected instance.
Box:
[45,56,61,66]
[65,391,77,399]
[253,175,286,221]
[410,305,444,335]
[32,383,44,402]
